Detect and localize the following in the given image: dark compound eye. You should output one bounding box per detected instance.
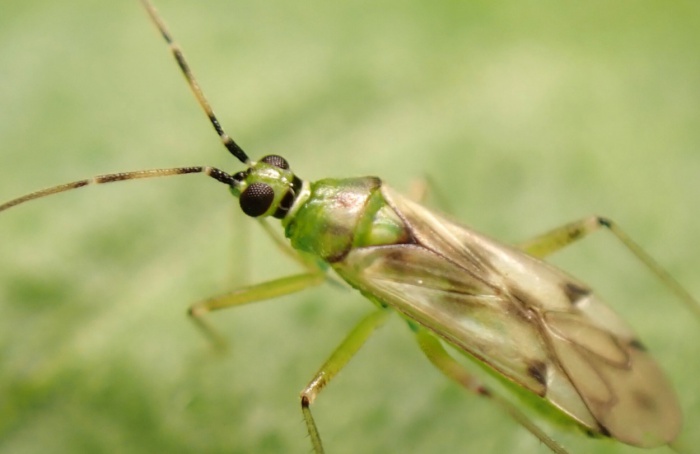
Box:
[239,182,274,217]
[261,155,289,170]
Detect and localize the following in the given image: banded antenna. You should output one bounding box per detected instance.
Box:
[0,0,247,213]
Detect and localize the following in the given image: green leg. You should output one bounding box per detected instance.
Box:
[414,327,569,454]
[300,308,392,454]
[188,271,325,349]
[517,215,700,320]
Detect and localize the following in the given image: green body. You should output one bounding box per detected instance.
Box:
[279,174,584,433]
[284,177,409,262]
[232,157,684,450]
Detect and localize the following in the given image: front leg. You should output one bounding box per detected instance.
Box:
[188,271,326,349]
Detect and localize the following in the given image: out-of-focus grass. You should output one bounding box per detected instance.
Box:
[0,1,698,453]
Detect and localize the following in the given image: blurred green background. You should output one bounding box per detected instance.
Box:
[1,0,699,453]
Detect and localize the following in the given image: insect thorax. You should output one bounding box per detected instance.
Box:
[284,177,412,262]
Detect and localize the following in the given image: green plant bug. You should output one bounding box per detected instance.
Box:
[1,1,699,453]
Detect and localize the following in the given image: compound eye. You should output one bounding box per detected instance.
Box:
[261,155,289,170]
[239,182,274,217]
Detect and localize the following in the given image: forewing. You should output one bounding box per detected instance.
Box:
[334,243,600,431]
[545,297,682,447]
[373,186,682,446]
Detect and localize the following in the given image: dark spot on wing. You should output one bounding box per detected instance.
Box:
[526,360,548,388]
[562,282,591,305]
[586,424,612,439]
[506,285,539,322]
[633,389,657,412]
[629,339,647,351]
[385,248,407,262]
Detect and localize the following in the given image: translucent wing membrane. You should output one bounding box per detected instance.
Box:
[333,186,682,447]
[545,310,681,447]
